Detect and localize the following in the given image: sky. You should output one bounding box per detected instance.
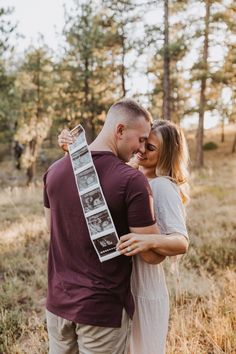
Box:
[3,0,160,51]
[2,0,222,129]
[2,0,72,51]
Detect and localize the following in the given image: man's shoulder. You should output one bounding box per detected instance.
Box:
[123,163,147,181]
[49,155,69,170]
[108,156,147,184]
[93,151,146,179]
[43,155,69,181]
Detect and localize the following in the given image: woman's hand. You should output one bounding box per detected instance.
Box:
[117,233,156,256]
[127,155,140,169]
[58,129,74,152]
[117,231,189,257]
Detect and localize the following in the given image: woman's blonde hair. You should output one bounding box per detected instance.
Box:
[151,120,190,204]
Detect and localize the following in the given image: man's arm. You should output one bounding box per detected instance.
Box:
[44,207,51,232]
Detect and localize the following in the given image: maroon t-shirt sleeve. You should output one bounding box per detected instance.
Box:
[125,172,156,228]
[43,172,50,208]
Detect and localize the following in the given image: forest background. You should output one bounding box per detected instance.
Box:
[0,0,235,353]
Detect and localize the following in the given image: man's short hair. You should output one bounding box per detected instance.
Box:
[107,98,153,125]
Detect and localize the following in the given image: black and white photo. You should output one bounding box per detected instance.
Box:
[93,233,118,256]
[76,166,98,191]
[81,188,105,213]
[87,210,113,235]
[71,146,91,171]
[70,125,85,150]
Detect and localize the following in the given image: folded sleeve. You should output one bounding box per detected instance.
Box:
[150,177,188,239]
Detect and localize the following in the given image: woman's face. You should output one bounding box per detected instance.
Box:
[135,132,160,171]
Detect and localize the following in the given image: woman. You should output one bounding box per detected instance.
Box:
[58,120,189,354]
[117,120,189,354]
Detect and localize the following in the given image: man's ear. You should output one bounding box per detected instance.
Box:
[115,123,125,139]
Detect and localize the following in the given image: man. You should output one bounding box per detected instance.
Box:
[43,98,164,354]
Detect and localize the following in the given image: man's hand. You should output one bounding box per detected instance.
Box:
[58,129,73,152]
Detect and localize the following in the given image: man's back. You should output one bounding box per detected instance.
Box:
[43,151,155,327]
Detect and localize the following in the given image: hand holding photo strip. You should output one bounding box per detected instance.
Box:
[68,124,121,262]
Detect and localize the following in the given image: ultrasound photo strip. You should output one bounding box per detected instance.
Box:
[69,125,86,152]
[71,146,91,172]
[81,187,106,216]
[68,124,120,262]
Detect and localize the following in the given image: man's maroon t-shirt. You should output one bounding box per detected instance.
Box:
[43,151,156,327]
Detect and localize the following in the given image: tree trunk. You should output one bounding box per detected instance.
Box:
[232,132,236,153]
[162,0,171,120]
[26,139,37,185]
[84,118,95,143]
[36,50,41,118]
[221,117,225,143]
[120,28,126,97]
[83,55,95,143]
[27,162,36,185]
[195,0,210,168]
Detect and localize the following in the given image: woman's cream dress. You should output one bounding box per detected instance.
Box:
[130,177,188,354]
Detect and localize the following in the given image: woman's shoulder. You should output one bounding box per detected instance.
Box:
[150,176,182,203]
[150,176,179,191]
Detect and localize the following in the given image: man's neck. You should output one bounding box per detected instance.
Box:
[89,135,117,156]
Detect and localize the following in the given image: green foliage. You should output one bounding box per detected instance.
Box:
[189,0,236,115]
[14,46,55,183]
[0,66,19,142]
[0,0,235,168]
[102,0,143,95]
[147,0,190,122]
[0,6,18,143]
[59,0,125,141]
[203,141,218,150]
[0,6,17,55]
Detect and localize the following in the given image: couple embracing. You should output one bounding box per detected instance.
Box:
[43,98,189,354]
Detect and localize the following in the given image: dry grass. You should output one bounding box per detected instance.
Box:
[0,185,48,353]
[0,126,236,353]
[165,126,236,353]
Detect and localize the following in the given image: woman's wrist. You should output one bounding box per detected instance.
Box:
[149,234,160,250]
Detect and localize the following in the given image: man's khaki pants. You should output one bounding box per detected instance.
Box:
[46,309,131,354]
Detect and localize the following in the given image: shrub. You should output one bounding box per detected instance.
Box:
[203,141,218,150]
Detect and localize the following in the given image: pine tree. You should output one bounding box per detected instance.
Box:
[102,0,141,97]
[163,0,171,120]
[147,0,190,122]
[189,0,235,166]
[59,0,123,142]
[0,6,18,143]
[223,42,236,151]
[14,46,55,184]
[195,0,211,168]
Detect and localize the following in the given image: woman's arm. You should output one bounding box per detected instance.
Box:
[118,178,189,257]
[117,232,188,257]
[127,224,166,264]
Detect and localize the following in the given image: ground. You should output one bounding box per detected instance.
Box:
[0,126,235,353]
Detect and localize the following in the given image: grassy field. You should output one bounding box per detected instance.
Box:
[0,127,235,353]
